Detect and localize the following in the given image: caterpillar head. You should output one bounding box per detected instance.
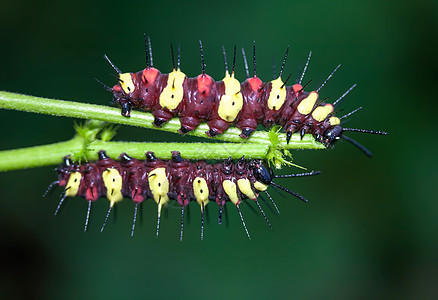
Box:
[322,125,343,147]
[112,72,135,117]
[102,54,135,117]
[56,156,77,186]
[250,160,273,185]
[249,159,319,203]
[322,125,388,157]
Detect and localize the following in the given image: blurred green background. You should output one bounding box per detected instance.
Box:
[1,0,437,299]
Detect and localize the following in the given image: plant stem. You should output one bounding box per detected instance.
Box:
[0,91,325,149]
[0,138,270,172]
[0,136,83,171]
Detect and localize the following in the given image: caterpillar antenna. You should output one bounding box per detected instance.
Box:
[253,41,257,77]
[232,45,237,75]
[270,182,308,203]
[200,202,206,241]
[341,135,372,157]
[281,72,293,89]
[170,43,175,70]
[265,190,280,214]
[103,54,121,74]
[43,180,59,198]
[299,50,312,84]
[84,200,92,232]
[274,171,321,178]
[94,78,112,92]
[237,204,251,240]
[218,204,223,225]
[316,64,341,93]
[221,45,228,73]
[333,84,357,106]
[143,33,149,68]
[131,203,138,237]
[156,198,162,238]
[199,40,206,75]
[241,47,250,78]
[147,36,153,67]
[255,199,272,230]
[177,44,181,70]
[279,45,290,77]
[258,194,275,215]
[180,205,185,242]
[343,128,388,135]
[100,204,112,232]
[339,107,363,120]
[299,79,312,93]
[54,191,68,216]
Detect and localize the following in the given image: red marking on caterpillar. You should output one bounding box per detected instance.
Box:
[99,38,387,157]
[49,151,320,240]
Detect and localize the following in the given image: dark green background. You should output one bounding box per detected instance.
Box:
[1,0,437,299]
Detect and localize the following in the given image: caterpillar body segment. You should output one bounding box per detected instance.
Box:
[54,151,320,240]
[105,40,387,155]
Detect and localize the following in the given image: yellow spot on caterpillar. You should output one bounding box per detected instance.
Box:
[159,69,186,110]
[65,172,81,197]
[218,72,243,122]
[193,177,209,207]
[267,77,286,111]
[102,168,123,206]
[148,168,170,214]
[329,116,341,126]
[312,104,334,122]
[297,91,318,115]
[119,73,135,94]
[237,178,256,200]
[223,179,239,205]
[254,181,268,192]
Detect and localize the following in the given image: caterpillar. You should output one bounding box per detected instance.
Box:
[47,150,320,241]
[99,37,387,157]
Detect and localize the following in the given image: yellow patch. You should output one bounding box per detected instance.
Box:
[193,177,209,207]
[237,178,256,200]
[102,168,124,206]
[329,116,341,126]
[254,181,268,192]
[218,72,243,122]
[65,172,81,197]
[267,77,287,111]
[148,167,170,216]
[223,179,239,205]
[119,73,135,94]
[312,104,334,122]
[159,69,186,110]
[297,91,318,115]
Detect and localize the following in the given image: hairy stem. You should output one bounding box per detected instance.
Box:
[0,91,325,149]
[0,136,83,171]
[0,138,270,172]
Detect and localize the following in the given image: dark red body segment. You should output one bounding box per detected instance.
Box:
[180,75,217,133]
[55,151,325,238]
[57,151,270,207]
[111,64,341,146]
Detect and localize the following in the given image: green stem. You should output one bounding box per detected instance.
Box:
[88,141,269,160]
[0,91,325,149]
[0,136,83,171]
[0,138,270,172]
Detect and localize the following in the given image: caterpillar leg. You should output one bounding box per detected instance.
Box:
[153,116,168,127]
[236,119,257,139]
[240,128,255,138]
[120,101,132,117]
[152,110,173,127]
[178,116,201,134]
[206,119,230,137]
